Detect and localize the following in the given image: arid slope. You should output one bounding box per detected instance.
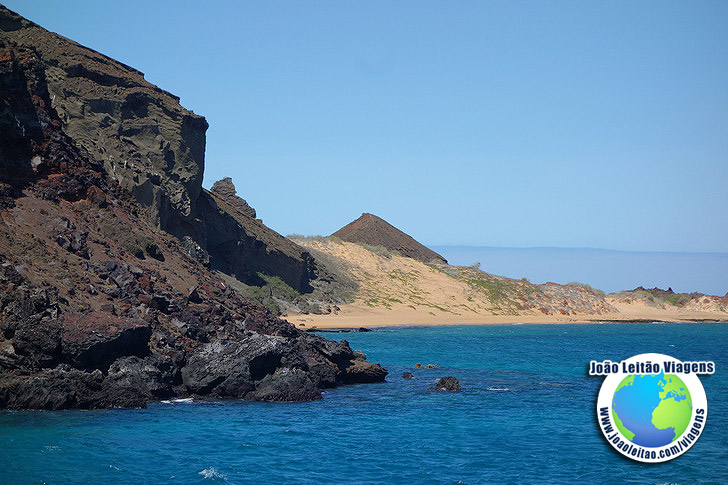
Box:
[290,238,728,328]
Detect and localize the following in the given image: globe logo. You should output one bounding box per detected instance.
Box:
[612,373,692,447]
[591,353,712,463]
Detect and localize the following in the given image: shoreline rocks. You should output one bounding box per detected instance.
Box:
[428,376,462,392]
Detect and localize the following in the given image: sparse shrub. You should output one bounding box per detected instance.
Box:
[100,219,164,261]
[241,285,282,315]
[665,294,692,307]
[357,243,399,258]
[256,272,301,301]
[566,282,606,297]
[287,234,344,245]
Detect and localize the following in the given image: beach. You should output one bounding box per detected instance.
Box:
[288,302,728,329]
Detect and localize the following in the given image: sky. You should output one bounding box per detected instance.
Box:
[434,246,728,295]
[4,1,728,253]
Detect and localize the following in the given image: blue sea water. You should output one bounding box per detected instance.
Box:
[2,323,727,484]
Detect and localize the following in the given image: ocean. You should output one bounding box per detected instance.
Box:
[2,323,727,484]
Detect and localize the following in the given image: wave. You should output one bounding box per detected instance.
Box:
[199,467,227,481]
[161,397,195,404]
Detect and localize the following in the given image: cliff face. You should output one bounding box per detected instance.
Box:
[0,6,386,409]
[203,181,317,292]
[0,6,316,293]
[1,7,206,230]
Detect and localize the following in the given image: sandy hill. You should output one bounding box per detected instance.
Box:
[288,238,728,328]
[331,213,447,264]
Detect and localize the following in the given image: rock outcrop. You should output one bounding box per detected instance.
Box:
[0,6,387,410]
[210,177,255,219]
[0,5,319,293]
[428,376,462,392]
[201,182,320,293]
[332,213,447,264]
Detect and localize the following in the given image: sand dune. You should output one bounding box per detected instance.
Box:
[290,239,728,328]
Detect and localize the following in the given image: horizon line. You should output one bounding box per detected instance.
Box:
[427,244,728,256]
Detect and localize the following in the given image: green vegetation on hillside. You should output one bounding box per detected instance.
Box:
[100,217,164,261]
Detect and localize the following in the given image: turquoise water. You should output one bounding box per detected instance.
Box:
[2,323,727,484]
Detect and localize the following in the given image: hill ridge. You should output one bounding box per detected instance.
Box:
[331,213,447,264]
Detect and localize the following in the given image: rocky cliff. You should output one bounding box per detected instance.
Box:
[0,5,318,293]
[0,5,386,409]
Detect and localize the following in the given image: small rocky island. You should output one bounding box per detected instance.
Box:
[0,6,386,409]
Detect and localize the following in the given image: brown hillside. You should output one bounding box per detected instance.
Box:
[331,213,446,264]
[0,5,321,293]
[0,5,386,409]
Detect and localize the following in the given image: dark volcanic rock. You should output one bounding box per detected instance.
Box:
[340,359,388,384]
[245,367,321,402]
[61,312,151,370]
[181,336,280,397]
[181,332,387,401]
[55,230,90,259]
[0,5,322,294]
[0,367,104,410]
[0,365,149,410]
[211,177,256,219]
[13,316,62,369]
[0,6,388,410]
[633,286,675,299]
[332,213,447,264]
[200,188,319,292]
[630,286,702,307]
[104,355,174,400]
[182,236,211,267]
[428,376,462,392]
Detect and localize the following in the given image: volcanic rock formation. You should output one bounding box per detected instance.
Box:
[428,376,462,392]
[0,5,386,410]
[211,177,256,219]
[0,5,318,293]
[332,213,447,264]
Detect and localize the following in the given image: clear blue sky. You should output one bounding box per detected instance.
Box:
[5,1,728,252]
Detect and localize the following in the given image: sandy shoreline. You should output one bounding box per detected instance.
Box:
[286,302,728,329]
